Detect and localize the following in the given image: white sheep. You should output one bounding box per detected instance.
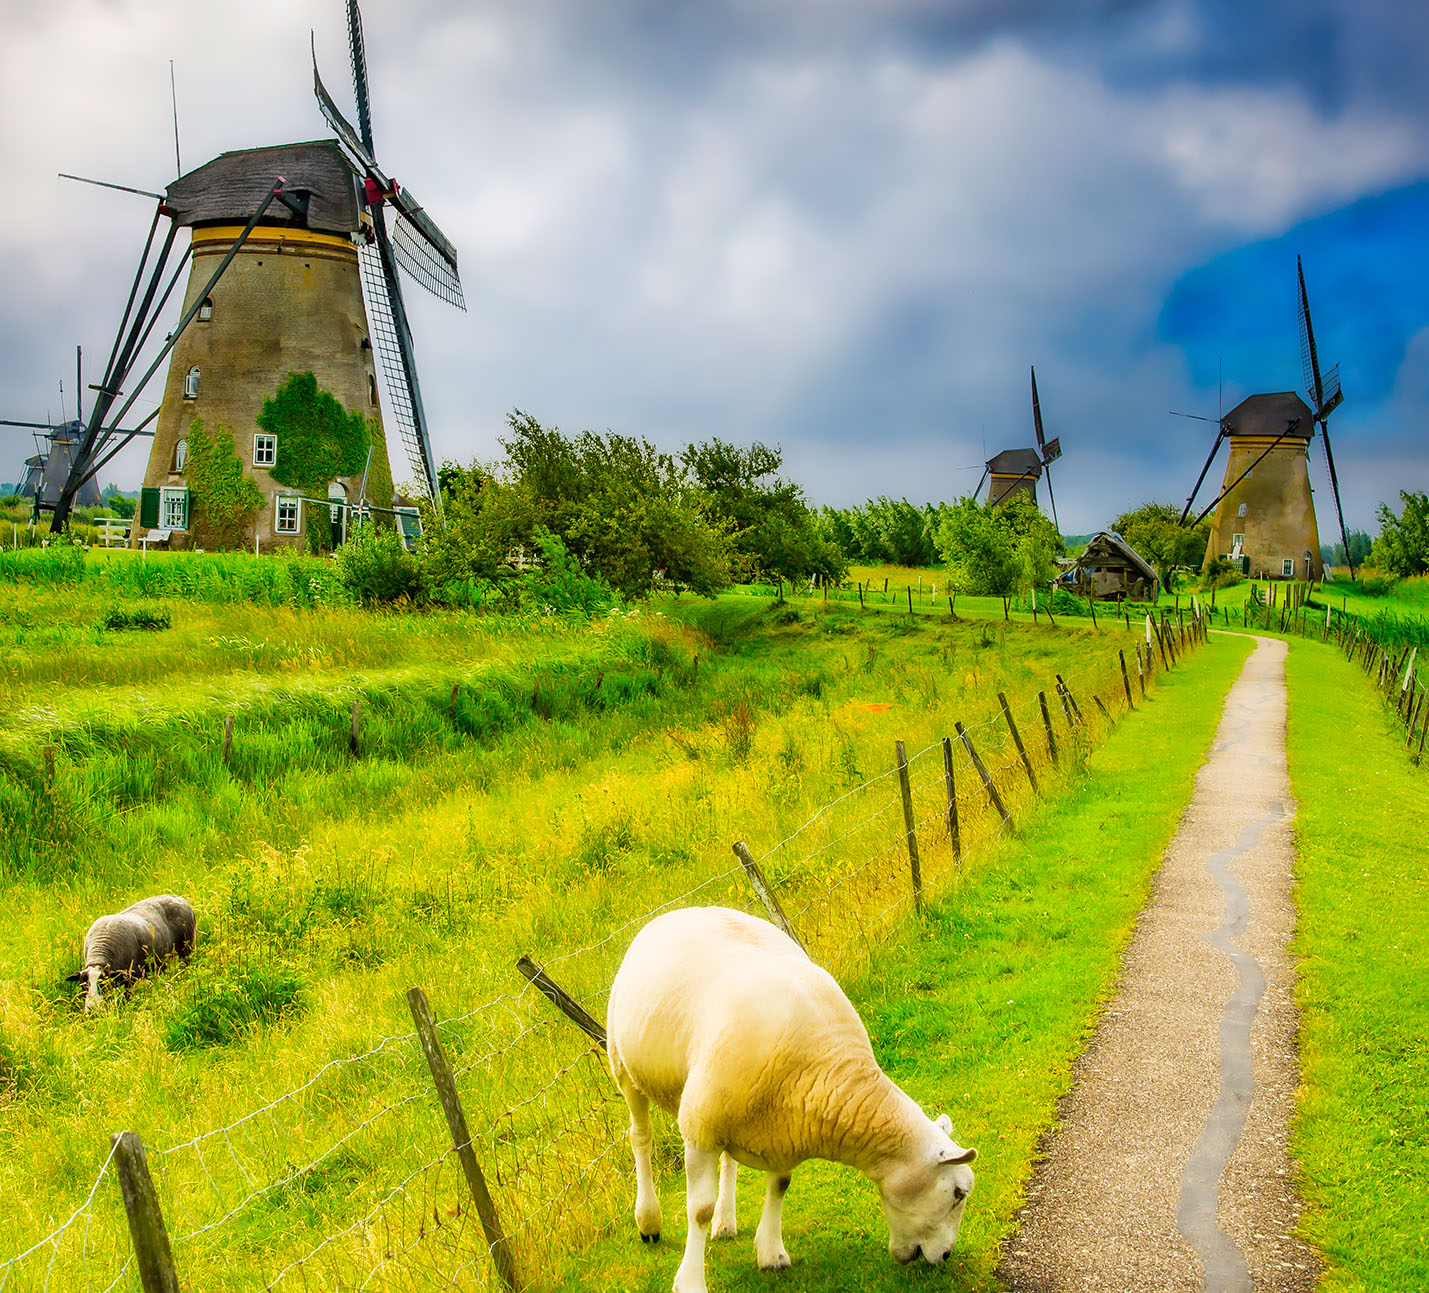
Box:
[607,906,976,1293]
[67,895,197,1011]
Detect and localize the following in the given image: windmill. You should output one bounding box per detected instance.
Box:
[1297,254,1352,576]
[52,0,462,547]
[1179,257,1345,582]
[972,366,1063,533]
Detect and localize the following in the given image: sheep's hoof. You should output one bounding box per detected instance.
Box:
[641,1231,660,1244]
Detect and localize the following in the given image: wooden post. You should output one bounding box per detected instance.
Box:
[884,577,889,595]
[1056,674,1084,724]
[222,715,234,765]
[948,594,956,619]
[956,722,1010,827]
[858,582,864,610]
[43,745,56,783]
[111,1131,180,1293]
[1055,676,1074,726]
[941,737,961,860]
[1043,596,1055,627]
[349,697,361,757]
[408,988,520,1292]
[895,742,923,911]
[1135,645,1146,698]
[1093,694,1112,721]
[998,692,1039,793]
[907,586,913,616]
[1118,650,1134,709]
[732,842,804,951]
[515,956,607,1047]
[1086,594,1097,629]
[1154,622,1170,670]
[1038,691,1058,765]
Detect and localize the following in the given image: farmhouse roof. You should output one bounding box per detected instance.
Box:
[1221,392,1315,441]
[1075,531,1159,586]
[986,448,1042,478]
[165,140,361,234]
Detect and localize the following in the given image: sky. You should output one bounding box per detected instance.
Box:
[1,0,1426,536]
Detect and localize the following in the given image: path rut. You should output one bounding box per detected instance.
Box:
[999,635,1319,1291]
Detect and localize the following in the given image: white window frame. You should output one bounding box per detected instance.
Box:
[275,495,301,535]
[1237,502,1247,517]
[183,366,200,399]
[159,486,189,531]
[253,433,277,468]
[1281,558,1294,578]
[172,438,188,472]
[1232,532,1244,549]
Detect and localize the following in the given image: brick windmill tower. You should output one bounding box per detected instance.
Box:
[1182,257,1349,582]
[51,1,463,550]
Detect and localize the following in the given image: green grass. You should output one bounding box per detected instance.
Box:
[1285,638,1429,1288]
[541,632,1253,1292]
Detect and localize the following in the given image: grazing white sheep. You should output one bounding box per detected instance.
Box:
[607,906,976,1293]
[67,895,197,1011]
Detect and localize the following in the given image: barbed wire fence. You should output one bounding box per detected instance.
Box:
[1,607,1208,1293]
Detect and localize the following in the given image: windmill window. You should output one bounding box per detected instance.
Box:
[1237,502,1247,517]
[1232,533,1245,549]
[172,438,188,472]
[198,297,213,322]
[183,366,200,399]
[1282,558,1294,577]
[275,495,301,534]
[159,486,189,531]
[368,374,378,405]
[253,434,277,468]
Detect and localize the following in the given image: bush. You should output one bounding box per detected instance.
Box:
[514,527,615,615]
[161,956,305,1050]
[103,606,172,631]
[1204,556,1243,590]
[334,523,420,604]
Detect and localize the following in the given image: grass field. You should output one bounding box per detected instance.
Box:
[543,631,1252,1292]
[0,570,1189,1288]
[1285,638,1429,1289]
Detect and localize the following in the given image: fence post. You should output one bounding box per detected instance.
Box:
[1118,650,1134,709]
[907,586,913,616]
[349,697,361,757]
[1038,691,1058,765]
[955,722,1010,827]
[895,742,923,911]
[1055,674,1084,725]
[514,956,607,1046]
[222,715,234,765]
[112,1131,180,1293]
[732,842,805,951]
[998,693,1039,793]
[858,582,864,610]
[1093,695,1112,722]
[407,988,520,1293]
[1135,645,1146,699]
[941,737,961,860]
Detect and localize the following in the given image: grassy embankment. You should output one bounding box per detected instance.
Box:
[0,565,1163,1285]
[1285,638,1429,1288]
[544,633,1253,1292]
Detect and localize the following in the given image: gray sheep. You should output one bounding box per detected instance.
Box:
[67,895,198,1010]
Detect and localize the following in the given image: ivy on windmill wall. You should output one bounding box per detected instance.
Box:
[185,417,264,549]
[257,372,394,509]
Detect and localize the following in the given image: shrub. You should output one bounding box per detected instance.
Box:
[103,606,172,631]
[514,528,615,615]
[334,523,420,604]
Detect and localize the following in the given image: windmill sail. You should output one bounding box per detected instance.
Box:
[1030,366,1061,533]
[1297,254,1352,575]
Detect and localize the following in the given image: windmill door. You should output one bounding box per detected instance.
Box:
[329,481,348,548]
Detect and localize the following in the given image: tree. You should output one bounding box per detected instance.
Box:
[1109,502,1207,591]
[681,439,844,586]
[935,495,1061,609]
[1320,530,1373,570]
[1370,492,1429,577]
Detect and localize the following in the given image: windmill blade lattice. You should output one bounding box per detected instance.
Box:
[358,239,435,501]
[391,207,465,309]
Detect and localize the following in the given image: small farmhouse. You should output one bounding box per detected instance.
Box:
[1061,531,1159,602]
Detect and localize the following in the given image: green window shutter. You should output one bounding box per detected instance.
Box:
[140,487,160,528]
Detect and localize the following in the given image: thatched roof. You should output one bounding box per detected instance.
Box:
[165,141,360,234]
[1074,531,1158,585]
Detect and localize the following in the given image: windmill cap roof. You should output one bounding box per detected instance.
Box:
[165,140,360,234]
[1222,392,1315,439]
[987,447,1043,476]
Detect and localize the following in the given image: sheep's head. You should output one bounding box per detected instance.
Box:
[878,1115,976,1267]
[66,967,104,1012]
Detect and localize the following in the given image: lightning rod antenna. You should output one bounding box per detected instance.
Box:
[170,61,182,177]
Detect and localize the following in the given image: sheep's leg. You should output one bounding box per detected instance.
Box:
[754,1171,791,1270]
[674,1143,719,1293]
[623,1086,662,1241]
[711,1152,738,1238]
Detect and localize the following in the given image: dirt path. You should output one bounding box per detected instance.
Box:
[999,635,1320,1291]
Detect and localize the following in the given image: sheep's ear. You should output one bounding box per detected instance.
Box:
[65,971,86,984]
[934,1114,953,1135]
[939,1146,977,1165]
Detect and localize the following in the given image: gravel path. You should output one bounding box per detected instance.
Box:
[999,635,1320,1292]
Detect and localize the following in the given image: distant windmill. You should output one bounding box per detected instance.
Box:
[972,366,1064,532]
[49,0,463,547]
[1180,259,1341,582]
